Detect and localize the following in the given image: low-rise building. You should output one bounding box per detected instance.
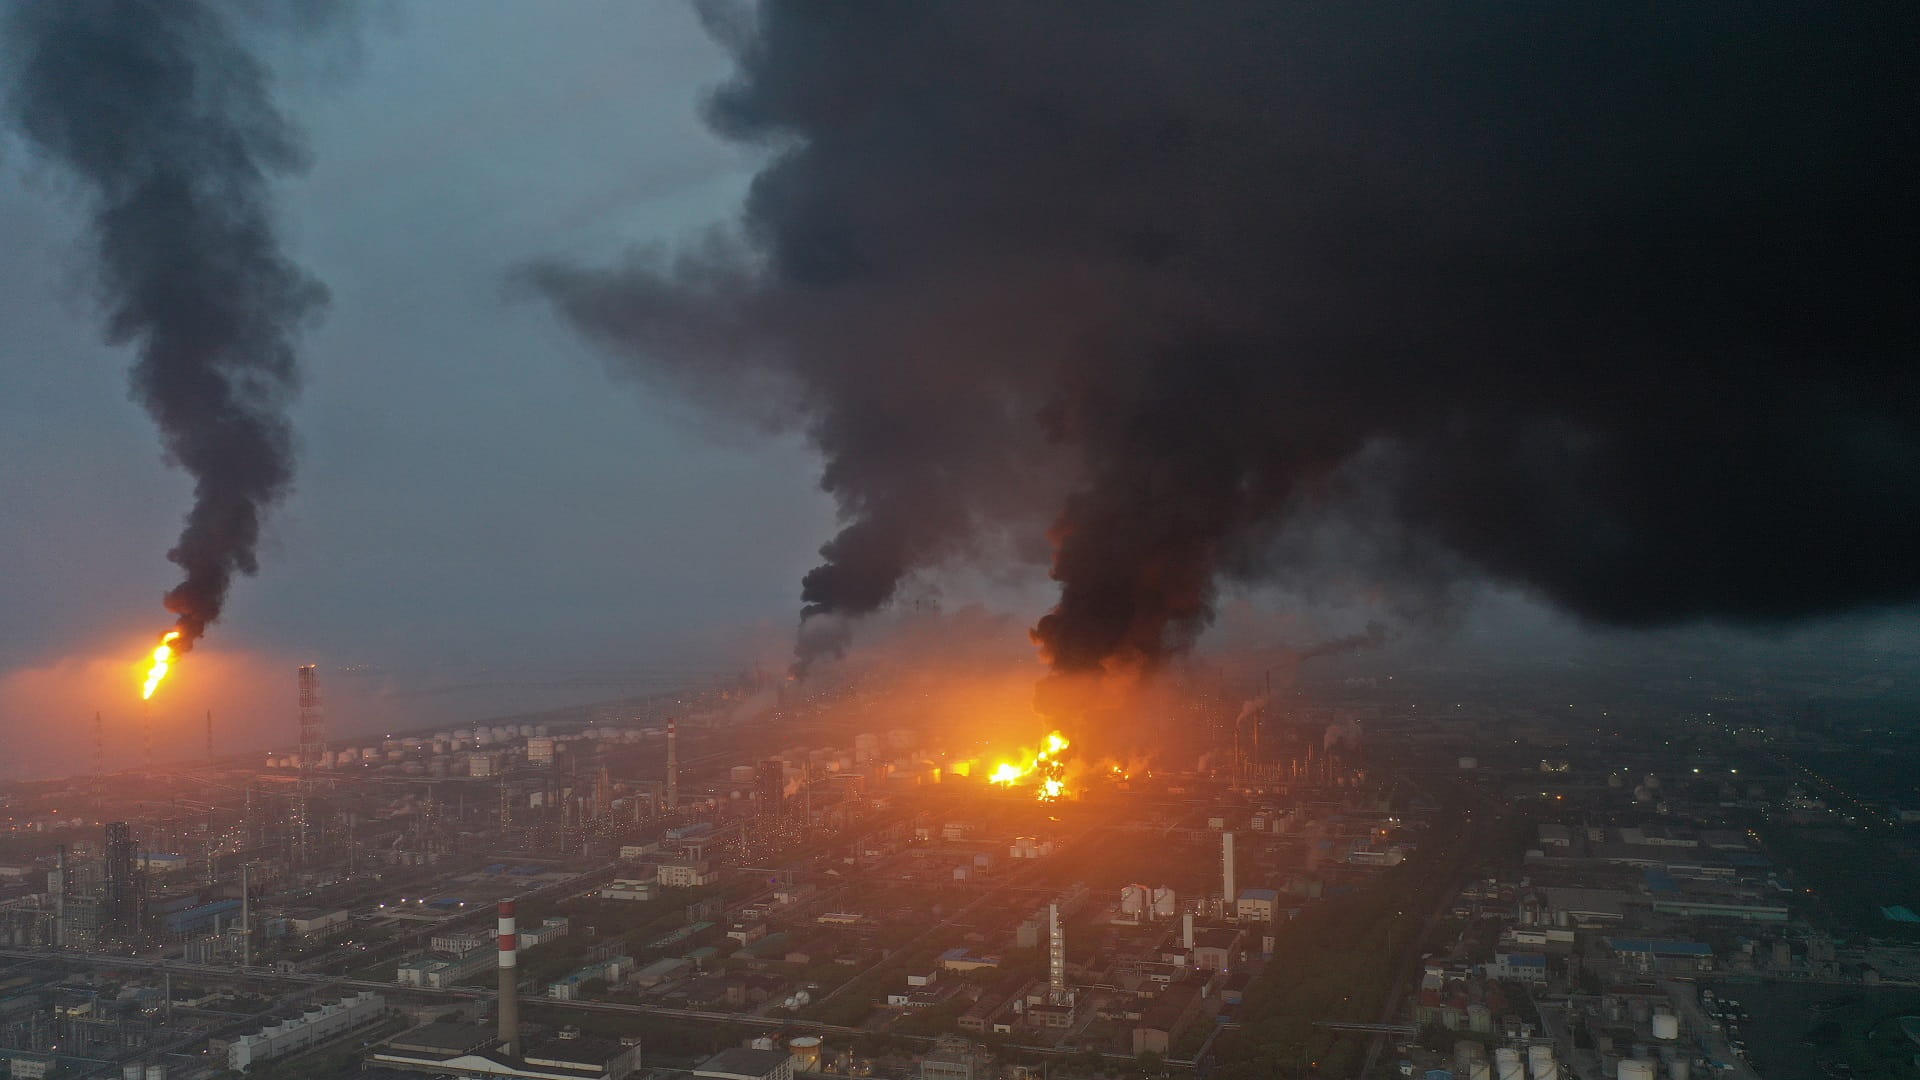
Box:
[287,907,350,940]
[370,1023,640,1080]
[1193,927,1241,972]
[1485,951,1548,984]
[601,878,658,902]
[518,916,571,948]
[1236,888,1279,923]
[1133,981,1203,1055]
[228,991,385,1071]
[657,859,718,888]
[693,1047,795,1080]
[1604,937,1715,975]
[396,946,494,989]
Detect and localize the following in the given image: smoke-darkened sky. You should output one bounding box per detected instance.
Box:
[0,3,843,775]
[3,2,1918,775]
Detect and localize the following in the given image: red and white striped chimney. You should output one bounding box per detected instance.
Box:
[497,899,519,1056]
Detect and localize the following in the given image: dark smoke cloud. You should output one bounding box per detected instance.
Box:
[1299,621,1390,662]
[4,0,328,649]
[528,3,1920,685]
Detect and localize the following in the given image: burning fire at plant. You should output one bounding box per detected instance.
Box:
[140,630,183,700]
[986,730,1072,801]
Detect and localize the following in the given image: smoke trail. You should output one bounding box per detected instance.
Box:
[4,0,327,649]
[527,3,1920,686]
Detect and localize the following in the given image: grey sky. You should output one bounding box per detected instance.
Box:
[0,4,845,774]
[3,3,1916,780]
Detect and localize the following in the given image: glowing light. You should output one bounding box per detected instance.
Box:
[140,630,182,699]
[986,730,1072,801]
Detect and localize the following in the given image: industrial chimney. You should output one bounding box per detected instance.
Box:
[498,899,520,1057]
[1221,831,1236,914]
[666,718,679,811]
[1046,903,1068,1005]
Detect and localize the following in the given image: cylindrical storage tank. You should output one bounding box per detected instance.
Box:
[123,1066,144,1080]
[1652,1013,1679,1040]
[790,1036,823,1070]
[751,1036,775,1051]
[1534,1065,1557,1080]
[1471,1062,1492,1080]
[1619,1060,1656,1080]
[1667,1060,1689,1080]
[1455,1042,1484,1072]
[146,1066,166,1080]
[1469,1003,1493,1033]
[1529,1044,1554,1078]
[1497,1048,1525,1080]
[1628,997,1652,1024]
[730,765,756,784]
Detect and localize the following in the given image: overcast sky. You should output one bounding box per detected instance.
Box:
[3,4,1916,781]
[0,4,859,775]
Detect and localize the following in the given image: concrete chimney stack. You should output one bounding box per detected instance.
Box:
[1222,831,1236,912]
[498,899,520,1057]
[666,719,679,811]
[1182,911,1194,951]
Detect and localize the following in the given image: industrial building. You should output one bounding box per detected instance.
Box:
[369,1023,641,1080]
[396,946,494,989]
[691,1047,794,1080]
[227,991,386,1071]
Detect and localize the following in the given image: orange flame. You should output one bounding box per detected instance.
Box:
[141,630,182,700]
[987,730,1072,801]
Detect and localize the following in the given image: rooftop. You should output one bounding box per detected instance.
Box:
[693,1047,794,1079]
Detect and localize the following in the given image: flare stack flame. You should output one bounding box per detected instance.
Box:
[140,630,183,700]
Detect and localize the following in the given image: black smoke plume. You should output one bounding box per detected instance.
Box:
[4,0,327,650]
[528,3,1920,684]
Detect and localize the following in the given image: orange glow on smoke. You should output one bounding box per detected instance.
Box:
[140,630,181,700]
[987,730,1072,801]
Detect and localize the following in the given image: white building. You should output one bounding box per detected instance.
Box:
[228,991,385,1071]
[657,859,717,888]
[518,916,570,948]
[396,947,494,989]
[601,878,658,902]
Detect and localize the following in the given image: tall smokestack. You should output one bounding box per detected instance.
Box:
[1221,831,1236,912]
[1047,903,1067,1004]
[53,845,67,948]
[666,719,679,812]
[497,899,520,1057]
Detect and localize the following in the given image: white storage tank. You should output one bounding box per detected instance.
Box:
[790,1036,823,1070]
[1496,1048,1525,1080]
[1619,1060,1656,1080]
[1529,1045,1554,1078]
[123,1066,144,1080]
[1471,1062,1492,1080]
[145,1066,166,1080]
[1652,1013,1680,1040]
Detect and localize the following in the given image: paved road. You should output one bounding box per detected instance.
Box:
[1663,980,1759,1080]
